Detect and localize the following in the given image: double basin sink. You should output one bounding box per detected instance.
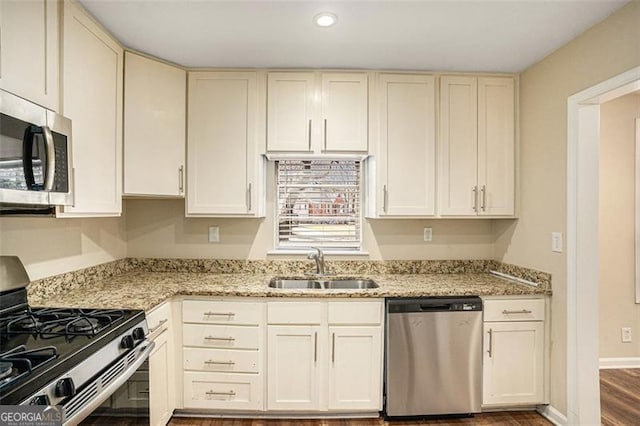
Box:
[268,278,378,290]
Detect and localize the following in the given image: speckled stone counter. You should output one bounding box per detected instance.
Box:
[28,268,550,313]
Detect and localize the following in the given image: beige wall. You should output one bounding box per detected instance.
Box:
[0,216,127,280]
[599,93,640,358]
[125,198,498,260]
[496,1,640,415]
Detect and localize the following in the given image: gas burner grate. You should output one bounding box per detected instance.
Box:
[1,308,125,340]
[0,345,57,390]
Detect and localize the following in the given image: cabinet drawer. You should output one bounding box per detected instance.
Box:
[183,300,263,325]
[184,348,259,373]
[328,301,382,325]
[183,324,261,349]
[267,302,322,325]
[147,301,171,333]
[484,299,545,322]
[183,371,263,411]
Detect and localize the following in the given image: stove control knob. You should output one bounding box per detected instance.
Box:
[55,378,76,398]
[132,327,145,341]
[121,334,135,349]
[30,395,50,405]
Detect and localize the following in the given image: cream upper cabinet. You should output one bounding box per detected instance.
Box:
[267,72,315,152]
[374,73,436,217]
[438,75,515,217]
[123,52,186,197]
[186,71,264,217]
[58,1,123,217]
[267,72,368,153]
[321,73,368,152]
[477,77,516,216]
[0,0,59,111]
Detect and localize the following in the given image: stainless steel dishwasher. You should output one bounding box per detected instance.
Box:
[384,297,483,418]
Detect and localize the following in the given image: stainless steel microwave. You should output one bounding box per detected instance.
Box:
[0,90,73,211]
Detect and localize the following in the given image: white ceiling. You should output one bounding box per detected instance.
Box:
[79,0,629,73]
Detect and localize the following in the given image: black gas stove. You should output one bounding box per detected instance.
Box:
[0,257,153,425]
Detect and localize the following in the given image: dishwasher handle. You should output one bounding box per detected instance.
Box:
[418,304,455,312]
[387,297,483,313]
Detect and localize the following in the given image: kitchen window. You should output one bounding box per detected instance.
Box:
[275,159,362,250]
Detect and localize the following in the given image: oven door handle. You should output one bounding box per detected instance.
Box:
[63,340,155,426]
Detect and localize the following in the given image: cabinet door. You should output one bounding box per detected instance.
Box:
[124,52,186,197]
[378,74,436,216]
[482,322,544,405]
[0,0,59,110]
[149,328,172,426]
[267,326,323,411]
[59,2,123,216]
[321,73,368,152]
[328,326,382,411]
[478,77,515,216]
[187,72,258,216]
[438,76,478,216]
[267,72,315,152]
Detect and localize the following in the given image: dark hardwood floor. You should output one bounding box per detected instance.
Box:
[600,368,640,426]
[84,369,640,426]
[168,412,551,425]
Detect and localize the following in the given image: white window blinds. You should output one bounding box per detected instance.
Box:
[276,159,362,249]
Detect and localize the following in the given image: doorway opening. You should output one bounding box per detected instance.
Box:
[567,66,640,425]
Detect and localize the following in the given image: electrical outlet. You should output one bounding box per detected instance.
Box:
[551,232,563,253]
[622,327,632,343]
[423,227,432,242]
[208,226,220,243]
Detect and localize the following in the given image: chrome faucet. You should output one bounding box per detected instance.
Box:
[307,247,326,276]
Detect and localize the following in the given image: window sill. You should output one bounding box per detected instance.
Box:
[266,249,370,257]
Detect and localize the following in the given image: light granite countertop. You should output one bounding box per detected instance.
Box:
[28,270,549,312]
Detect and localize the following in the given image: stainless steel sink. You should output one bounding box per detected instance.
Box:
[268,278,378,290]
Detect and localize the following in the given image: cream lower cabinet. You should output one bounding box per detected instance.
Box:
[267,300,383,413]
[327,326,382,411]
[267,325,323,411]
[181,299,265,411]
[147,302,175,426]
[0,0,59,111]
[482,298,545,407]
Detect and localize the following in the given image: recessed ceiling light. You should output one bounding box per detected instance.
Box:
[314,12,337,28]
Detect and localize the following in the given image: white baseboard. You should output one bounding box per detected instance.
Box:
[537,405,568,426]
[599,357,640,369]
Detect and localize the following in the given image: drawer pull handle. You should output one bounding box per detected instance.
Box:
[204,336,235,341]
[206,390,236,397]
[204,360,235,365]
[205,312,236,317]
[502,309,533,315]
[139,389,150,394]
[148,319,168,333]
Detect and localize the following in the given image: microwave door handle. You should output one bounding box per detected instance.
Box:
[42,126,55,191]
[22,126,37,189]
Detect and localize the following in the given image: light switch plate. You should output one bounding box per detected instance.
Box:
[551,232,563,253]
[423,227,432,242]
[208,226,220,243]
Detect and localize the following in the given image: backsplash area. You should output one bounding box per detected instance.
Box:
[27,258,552,299]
